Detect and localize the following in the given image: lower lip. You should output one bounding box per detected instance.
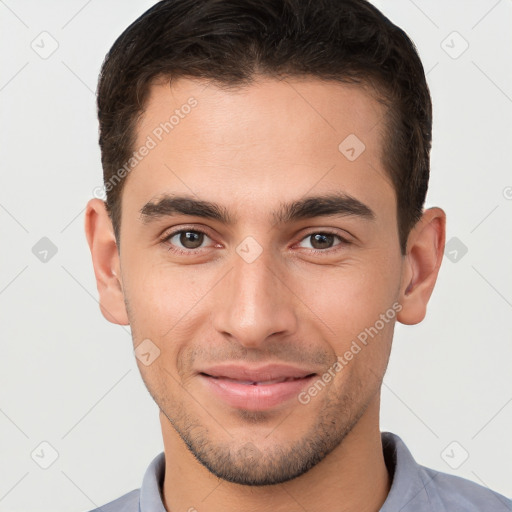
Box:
[199,374,316,410]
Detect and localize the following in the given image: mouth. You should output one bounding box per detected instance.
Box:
[198,364,317,411]
[202,375,311,386]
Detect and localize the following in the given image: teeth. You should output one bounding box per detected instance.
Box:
[206,374,310,385]
[225,377,302,385]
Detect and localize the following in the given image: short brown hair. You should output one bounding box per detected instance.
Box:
[97,0,432,253]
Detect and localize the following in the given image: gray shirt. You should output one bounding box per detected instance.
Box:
[89,432,512,511]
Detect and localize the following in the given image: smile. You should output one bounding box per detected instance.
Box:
[205,375,308,386]
[198,364,317,411]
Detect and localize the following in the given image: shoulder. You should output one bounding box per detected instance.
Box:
[381,432,512,512]
[86,489,140,512]
[418,463,512,511]
[84,452,166,512]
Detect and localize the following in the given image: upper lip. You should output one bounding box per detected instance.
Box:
[199,364,316,382]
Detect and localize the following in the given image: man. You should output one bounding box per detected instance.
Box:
[84,0,511,511]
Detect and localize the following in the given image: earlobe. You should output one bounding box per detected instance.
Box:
[84,198,129,325]
[397,207,446,325]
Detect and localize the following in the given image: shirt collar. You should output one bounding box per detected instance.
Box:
[139,449,166,512]
[139,432,428,512]
[380,431,439,511]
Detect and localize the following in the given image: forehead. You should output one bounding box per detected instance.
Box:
[124,76,394,222]
[137,76,384,155]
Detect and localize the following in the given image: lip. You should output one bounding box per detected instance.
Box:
[198,364,317,411]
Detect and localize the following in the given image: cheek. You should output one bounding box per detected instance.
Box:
[125,265,205,391]
[125,260,208,332]
[123,260,221,386]
[295,254,401,344]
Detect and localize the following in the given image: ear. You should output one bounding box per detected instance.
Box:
[84,198,129,325]
[397,207,446,325]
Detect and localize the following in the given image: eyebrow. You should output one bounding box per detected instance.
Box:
[139,192,375,225]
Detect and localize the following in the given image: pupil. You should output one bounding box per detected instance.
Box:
[180,231,203,249]
[311,233,333,249]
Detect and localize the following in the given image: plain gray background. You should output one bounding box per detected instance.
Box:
[1,0,511,510]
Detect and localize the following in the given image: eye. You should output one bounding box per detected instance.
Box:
[297,232,348,251]
[160,228,350,256]
[162,229,214,252]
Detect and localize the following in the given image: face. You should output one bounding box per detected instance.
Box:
[115,77,404,485]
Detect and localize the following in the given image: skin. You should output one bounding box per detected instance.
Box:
[85,76,445,512]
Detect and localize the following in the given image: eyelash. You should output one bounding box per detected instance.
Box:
[159,227,351,256]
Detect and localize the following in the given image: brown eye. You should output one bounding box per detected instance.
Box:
[297,232,347,252]
[177,231,204,249]
[164,229,210,251]
[309,233,335,250]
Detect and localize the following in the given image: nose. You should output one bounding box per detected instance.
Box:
[212,247,298,348]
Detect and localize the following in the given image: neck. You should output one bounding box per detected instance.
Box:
[160,395,390,512]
